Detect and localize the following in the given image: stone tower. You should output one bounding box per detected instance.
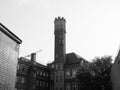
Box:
[54,17,66,63]
[54,17,66,90]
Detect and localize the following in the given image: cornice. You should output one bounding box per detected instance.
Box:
[0,23,22,44]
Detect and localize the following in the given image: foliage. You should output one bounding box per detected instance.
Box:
[76,56,113,90]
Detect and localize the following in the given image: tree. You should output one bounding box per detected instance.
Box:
[76,56,113,90]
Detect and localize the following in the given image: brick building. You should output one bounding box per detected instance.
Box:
[47,17,88,90]
[15,53,50,90]
[0,23,22,90]
[15,17,88,90]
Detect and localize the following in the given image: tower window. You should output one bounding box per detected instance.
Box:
[59,40,63,45]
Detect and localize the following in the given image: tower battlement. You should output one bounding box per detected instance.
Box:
[54,16,66,23]
[54,16,66,31]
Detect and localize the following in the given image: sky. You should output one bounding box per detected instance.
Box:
[0,0,120,65]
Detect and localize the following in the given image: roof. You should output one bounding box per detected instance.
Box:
[0,23,22,44]
[19,57,48,69]
[65,52,86,65]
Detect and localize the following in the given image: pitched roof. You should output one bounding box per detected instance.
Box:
[65,52,86,65]
[19,57,47,69]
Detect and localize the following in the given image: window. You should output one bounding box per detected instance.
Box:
[59,35,62,38]
[46,73,48,77]
[51,64,54,68]
[33,85,35,89]
[17,65,20,70]
[51,73,54,79]
[66,70,70,77]
[22,67,25,71]
[72,69,76,77]
[55,54,58,58]
[16,76,21,83]
[65,69,74,78]
[43,81,45,87]
[56,87,58,90]
[16,77,18,83]
[40,71,42,76]
[36,80,39,86]
[21,77,25,84]
[43,72,46,77]
[66,83,70,90]
[60,76,62,82]
[60,63,63,70]
[70,69,72,76]
[59,40,63,45]
[46,82,48,87]
[72,82,78,90]
[40,81,42,87]
[34,74,36,78]
[60,88,62,90]
[56,64,58,70]
[36,70,39,75]
[56,76,58,82]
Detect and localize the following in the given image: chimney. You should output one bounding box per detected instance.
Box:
[31,53,36,62]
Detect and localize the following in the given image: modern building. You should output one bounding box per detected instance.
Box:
[0,23,22,90]
[15,53,50,90]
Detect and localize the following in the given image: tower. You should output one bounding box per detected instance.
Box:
[54,17,66,63]
[53,17,66,90]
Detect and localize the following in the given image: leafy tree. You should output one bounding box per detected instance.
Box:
[76,56,113,90]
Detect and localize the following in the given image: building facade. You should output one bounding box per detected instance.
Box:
[47,17,88,90]
[16,53,50,90]
[0,23,22,90]
[15,17,88,90]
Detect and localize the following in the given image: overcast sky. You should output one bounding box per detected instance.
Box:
[0,0,120,65]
